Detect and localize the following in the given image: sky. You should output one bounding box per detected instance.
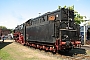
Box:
[0,0,90,29]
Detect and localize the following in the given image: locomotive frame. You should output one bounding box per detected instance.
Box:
[13,8,81,53]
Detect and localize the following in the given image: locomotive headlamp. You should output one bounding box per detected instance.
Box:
[64,35,68,38]
[66,35,68,38]
[56,14,58,17]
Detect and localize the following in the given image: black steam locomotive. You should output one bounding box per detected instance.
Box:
[13,8,81,53]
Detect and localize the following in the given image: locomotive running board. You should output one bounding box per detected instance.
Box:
[59,29,77,31]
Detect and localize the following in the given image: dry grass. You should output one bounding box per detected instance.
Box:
[1,40,90,60]
[0,40,62,60]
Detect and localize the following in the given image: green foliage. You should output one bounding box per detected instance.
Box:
[8,29,13,33]
[58,5,86,24]
[0,26,13,33]
[58,6,61,10]
[0,50,11,60]
[63,5,67,9]
[0,26,7,29]
[87,18,90,25]
[68,5,74,10]
[74,14,86,24]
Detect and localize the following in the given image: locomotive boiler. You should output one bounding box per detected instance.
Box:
[13,8,81,53]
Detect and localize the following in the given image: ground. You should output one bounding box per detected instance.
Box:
[0,40,90,60]
[0,40,62,60]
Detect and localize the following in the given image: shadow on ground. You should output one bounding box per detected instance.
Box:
[0,41,13,49]
[58,48,86,56]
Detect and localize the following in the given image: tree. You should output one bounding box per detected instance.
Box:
[85,19,90,25]
[58,5,86,24]
[0,26,13,33]
[0,26,7,29]
[58,6,61,10]
[8,29,13,33]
